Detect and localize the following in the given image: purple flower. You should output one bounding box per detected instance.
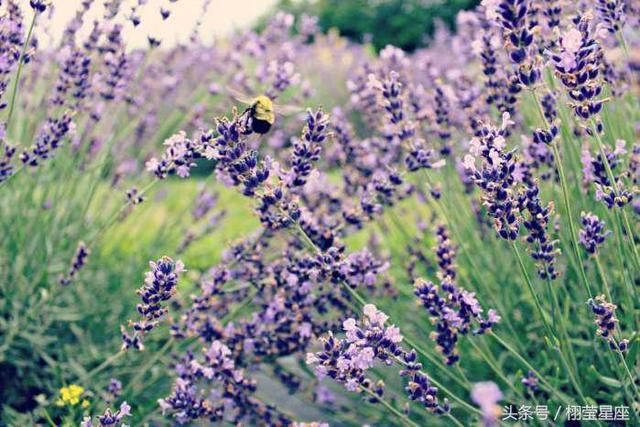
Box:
[341,250,389,290]
[463,113,520,240]
[0,144,16,183]
[59,241,90,286]
[596,0,626,33]
[81,401,131,427]
[98,50,128,102]
[542,0,562,30]
[106,378,122,401]
[579,212,610,254]
[433,84,453,154]
[29,0,50,13]
[435,225,457,281]
[369,71,416,144]
[518,182,560,280]
[50,48,92,109]
[284,108,329,188]
[125,187,145,205]
[532,92,560,146]
[121,256,184,350]
[471,381,502,427]
[522,370,539,394]
[20,113,76,167]
[581,141,634,209]
[158,377,210,424]
[414,277,499,364]
[159,340,290,425]
[548,16,606,124]
[145,131,200,179]
[299,14,320,38]
[588,295,630,352]
[314,384,335,405]
[307,304,449,414]
[266,59,300,99]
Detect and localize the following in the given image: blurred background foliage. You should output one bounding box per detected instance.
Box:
[258,0,480,51]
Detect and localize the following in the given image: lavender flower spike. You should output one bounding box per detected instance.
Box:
[578,212,610,254]
[471,381,502,427]
[121,256,184,350]
[59,241,90,286]
[307,304,450,414]
[285,108,330,188]
[596,0,626,34]
[414,278,500,364]
[81,401,131,427]
[587,295,630,352]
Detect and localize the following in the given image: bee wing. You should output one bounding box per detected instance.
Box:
[273,103,305,116]
[225,85,254,105]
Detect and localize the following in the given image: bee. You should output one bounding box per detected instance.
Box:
[245,95,276,134]
[227,87,301,135]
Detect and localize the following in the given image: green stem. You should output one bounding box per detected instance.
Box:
[510,242,554,339]
[614,346,640,400]
[512,243,589,401]
[121,338,175,397]
[6,13,37,133]
[42,408,56,427]
[620,209,640,270]
[489,332,571,406]
[360,387,420,427]
[550,142,593,297]
[593,255,613,302]
[446,413,466,427]
[86,179,159,248]
[467,339,520,395]
[81,351,125,382]
[546,276,579,375]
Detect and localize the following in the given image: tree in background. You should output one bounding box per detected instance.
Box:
[261,0,480,51]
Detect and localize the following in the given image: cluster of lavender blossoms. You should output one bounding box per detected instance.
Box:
[59,241,90,286]
[143,70,397,423]
[587,295,629,352]
[463,112,562,278]
[414,278,500,365]
[413,225,500,364]
[463,113,521,240]
[518,182,560,280]
[307,304,450,415]
[581,140,635,209]
[81,402,131,427]
[492,0,541,87]
[548,14,606,126]
[121,256,184,350]
[4,0,640,424]
[578,211,610,254]
[595,0,626,33]
[283,108,329,188]
[145,131,200,179]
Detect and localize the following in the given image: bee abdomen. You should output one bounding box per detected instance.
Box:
[251,119,272,134]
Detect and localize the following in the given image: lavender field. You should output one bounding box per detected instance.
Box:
[1,0,639,425]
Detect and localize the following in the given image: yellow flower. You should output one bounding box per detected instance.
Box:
[58,384,85,406]
[81,399,90,409]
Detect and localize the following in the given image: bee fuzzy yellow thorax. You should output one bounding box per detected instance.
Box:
[252,96,275,122]
[249,95,275,134]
